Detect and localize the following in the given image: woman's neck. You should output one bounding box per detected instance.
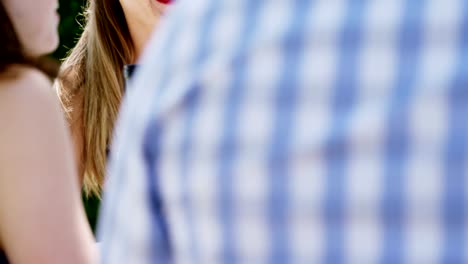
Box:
[128,24,154,63]
[120,1,165,63]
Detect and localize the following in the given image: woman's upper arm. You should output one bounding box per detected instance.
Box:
[0,70,96,264]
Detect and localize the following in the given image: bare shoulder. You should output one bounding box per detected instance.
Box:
[0,66,60,119]
[0,66,65,146]
[0,66,53,98]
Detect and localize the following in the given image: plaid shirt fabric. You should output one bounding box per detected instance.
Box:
[98,0,468,263]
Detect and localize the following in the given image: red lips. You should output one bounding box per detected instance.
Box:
[156,0,172,3]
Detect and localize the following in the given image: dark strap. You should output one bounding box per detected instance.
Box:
[123,64,139,92]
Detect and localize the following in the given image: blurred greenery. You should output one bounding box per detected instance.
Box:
[53,0,87,60]
[53,0,101,232]
[82,192,100,232]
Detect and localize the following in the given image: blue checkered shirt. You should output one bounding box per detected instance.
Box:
[98,0,468,263]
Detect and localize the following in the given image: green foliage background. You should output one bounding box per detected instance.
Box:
[53,0,86,60]
[53,0,101,232]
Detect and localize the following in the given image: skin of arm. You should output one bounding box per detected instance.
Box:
[0,67,97,264]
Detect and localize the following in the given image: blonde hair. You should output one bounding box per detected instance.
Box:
[56,0,135,196]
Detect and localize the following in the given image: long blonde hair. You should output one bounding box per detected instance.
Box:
[56,0,135,196]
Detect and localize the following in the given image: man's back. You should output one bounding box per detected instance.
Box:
[99,0,468,263]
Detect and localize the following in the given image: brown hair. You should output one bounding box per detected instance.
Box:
[0,1,58,77]
[56,0,134,197]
